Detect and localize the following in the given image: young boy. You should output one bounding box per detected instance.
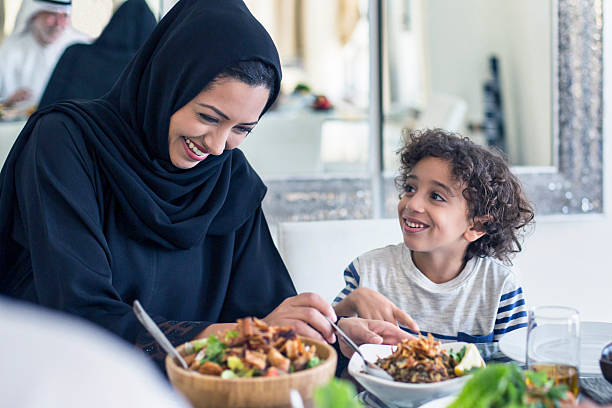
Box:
[333,129,534,343]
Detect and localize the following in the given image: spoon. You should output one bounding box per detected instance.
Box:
[132,300,189,370]
[324,316,394,381]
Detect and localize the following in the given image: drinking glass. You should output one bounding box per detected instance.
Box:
[526,306,580,396]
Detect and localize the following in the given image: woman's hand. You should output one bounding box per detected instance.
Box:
[336,317,414,358]
[334,287,419,332]
[263,292,337,344]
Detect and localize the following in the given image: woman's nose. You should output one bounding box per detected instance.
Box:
[207,128,230,155]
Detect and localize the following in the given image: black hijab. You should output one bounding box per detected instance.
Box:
[0,0,282,274]
[38,0,157,108]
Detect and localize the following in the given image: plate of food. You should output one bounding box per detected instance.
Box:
[165,317,337,408]
[418,363,578,407]
[348,335,485,408]
[498,321,612,374]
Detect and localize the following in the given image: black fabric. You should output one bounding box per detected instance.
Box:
[0,0,293,356]
[38,0,157,109]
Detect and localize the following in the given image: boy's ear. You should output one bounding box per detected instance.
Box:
[463,215,490,243]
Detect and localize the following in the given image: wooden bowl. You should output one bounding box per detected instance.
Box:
[166,337,337,408]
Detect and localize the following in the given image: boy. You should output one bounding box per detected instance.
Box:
[334,129,534,342]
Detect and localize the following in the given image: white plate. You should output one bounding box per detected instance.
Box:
[498,321,612,375]
[348,342,472,408]
[418,396,456,408]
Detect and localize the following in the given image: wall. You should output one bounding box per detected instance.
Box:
[511,0,612,323]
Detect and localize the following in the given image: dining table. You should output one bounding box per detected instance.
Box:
[350,342,612,408]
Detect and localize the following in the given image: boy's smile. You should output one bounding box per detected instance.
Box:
[397,157,484,270]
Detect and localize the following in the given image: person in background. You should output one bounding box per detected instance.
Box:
[334,129,535,345]
[0,296,190,408]
[0,0,406,368]
[38,0,157,108]
[0,0,89,110]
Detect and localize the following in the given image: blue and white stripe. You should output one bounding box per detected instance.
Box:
[493,287,528,339]
[333,262,360,305]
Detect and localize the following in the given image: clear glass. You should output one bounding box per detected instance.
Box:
[526,305,580,396]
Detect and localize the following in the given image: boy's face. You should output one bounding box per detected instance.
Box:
[397,157,482,258]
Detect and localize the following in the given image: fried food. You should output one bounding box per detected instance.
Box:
[376,334,457,383]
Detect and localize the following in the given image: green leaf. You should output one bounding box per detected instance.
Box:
[203,335,227,364]
[224,330,238,341]
[307,356,321,368]
[313,378,363,408]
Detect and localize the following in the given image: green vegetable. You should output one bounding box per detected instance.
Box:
[448,364,570,408]
[183,338,208,355]
[449,346,467,363]
[203,335,227,364]
[307,356,321,368]
[314,378,363,408]
[227,356,244,372]
[224,330,238,341]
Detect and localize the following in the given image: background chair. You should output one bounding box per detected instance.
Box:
[276,218,401,303]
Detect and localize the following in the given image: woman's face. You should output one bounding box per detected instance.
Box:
[168,78,270,169]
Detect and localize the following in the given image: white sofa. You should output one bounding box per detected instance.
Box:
[276,218,401,303]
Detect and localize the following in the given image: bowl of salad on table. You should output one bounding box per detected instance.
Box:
[166,317,337,408]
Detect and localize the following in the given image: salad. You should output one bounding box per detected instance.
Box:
[181,317,322,378]
[448,363,576,408]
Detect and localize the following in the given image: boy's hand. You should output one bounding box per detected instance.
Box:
[335,287,419,332]
[336,317,414,358]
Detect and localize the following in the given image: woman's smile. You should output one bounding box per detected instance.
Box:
[182,136,210,161]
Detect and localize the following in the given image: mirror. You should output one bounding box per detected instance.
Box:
[382,0,553,169]
[251,0,603,224]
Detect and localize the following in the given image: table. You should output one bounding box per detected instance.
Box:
[353,342,612,407]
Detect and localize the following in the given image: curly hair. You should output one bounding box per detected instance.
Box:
[395,128,534,264]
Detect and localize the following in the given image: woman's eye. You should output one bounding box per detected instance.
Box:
[404,185,415,193]
[199,114,219,123]
[233,126,253,134]
[432,192,445,202]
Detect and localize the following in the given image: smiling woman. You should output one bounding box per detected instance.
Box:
[0,0,357,370]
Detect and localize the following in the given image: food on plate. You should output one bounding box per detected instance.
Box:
[181,317,321,378]
[454,343,486,375]
[375,334,484,383]
[448,363,577,408]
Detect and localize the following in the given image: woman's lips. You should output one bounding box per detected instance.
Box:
[182,137,209,161]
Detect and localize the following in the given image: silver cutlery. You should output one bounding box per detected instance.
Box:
[324,315,394,381]
[133,299,189,370]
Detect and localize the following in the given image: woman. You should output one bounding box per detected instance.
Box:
[0,0,407,363]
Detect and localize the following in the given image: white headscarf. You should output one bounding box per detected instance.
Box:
[12,0,72,35]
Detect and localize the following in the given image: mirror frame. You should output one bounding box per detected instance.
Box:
[263,0,603,225]
[512,0,603,215]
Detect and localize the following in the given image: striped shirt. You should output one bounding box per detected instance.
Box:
[333,243,528,342]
